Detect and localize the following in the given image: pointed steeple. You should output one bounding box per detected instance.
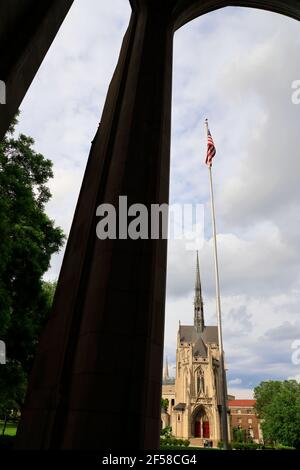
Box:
[194,251,205,332]
[163,356,169,382]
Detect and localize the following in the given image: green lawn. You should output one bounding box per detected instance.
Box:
[160,446,219,450]
[0,421,17,436]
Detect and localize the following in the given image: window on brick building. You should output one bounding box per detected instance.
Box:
[248,418,252,424]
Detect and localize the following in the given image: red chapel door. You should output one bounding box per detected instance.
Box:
[203,421,210,438]
[195,421,201,437]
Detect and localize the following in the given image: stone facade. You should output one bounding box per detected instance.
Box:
[172,343,223,445]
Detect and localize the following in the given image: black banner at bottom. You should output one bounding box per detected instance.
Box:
[0,450,299,467]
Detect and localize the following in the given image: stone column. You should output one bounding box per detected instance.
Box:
[16,1,174,450]
[0,0,74,141]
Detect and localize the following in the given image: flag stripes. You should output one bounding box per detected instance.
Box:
[205,126,216,167]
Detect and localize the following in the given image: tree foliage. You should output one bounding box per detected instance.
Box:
[0,361,27,420]
[232,427,249,443]
[254,380,300,449]
[0,115,64,418]
[161,398,169,412]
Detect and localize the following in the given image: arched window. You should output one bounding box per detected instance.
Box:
[196,371,201,394]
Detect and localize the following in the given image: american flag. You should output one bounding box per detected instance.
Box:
[205,125,216,167]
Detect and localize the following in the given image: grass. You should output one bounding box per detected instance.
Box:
[0,421,17,436]
[160,445,219,450]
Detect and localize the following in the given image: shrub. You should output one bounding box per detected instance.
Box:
[232,427,248,443]
[160,426,172,437]
[274,444,296,450]
[216,441,232,450]
[160,436,190,448]
[231,441,259,450]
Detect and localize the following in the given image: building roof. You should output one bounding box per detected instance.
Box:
[193,336,207,356]
[179,325,218,343]
[202,326,218,344]
[228,400,256,407]
[179,325,198,343]
[173,403,186,411]
[179,325,218,357]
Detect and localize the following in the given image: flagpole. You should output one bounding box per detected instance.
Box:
[205,119,229,450]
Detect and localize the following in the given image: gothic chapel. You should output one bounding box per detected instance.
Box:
[162,253,229,446]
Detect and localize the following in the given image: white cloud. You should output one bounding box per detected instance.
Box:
[16,0,131,279]
[228,388,254,399]
[167,6,300,396]
[229,378,242,385]
[14,4,300,398]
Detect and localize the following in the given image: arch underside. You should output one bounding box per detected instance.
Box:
[171,1,300,30]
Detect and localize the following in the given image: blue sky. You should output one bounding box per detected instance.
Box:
[15,1,300,398]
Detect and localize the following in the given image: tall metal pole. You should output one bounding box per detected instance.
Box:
[205,119,229,449]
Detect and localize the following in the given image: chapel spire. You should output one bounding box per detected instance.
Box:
[163,356,169,383]
[194,251,204,332]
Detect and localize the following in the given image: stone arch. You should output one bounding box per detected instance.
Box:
[171,1,300,32]
[191,405,212,438]
[9,0,300,450]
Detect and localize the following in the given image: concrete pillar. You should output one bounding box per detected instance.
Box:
[16,2,174,450]
[0,0,74,141]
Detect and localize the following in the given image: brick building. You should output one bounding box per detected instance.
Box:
[228,399,263,443]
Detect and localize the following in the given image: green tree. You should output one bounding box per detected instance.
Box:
[0,115,64,421]
[0,361,27,434]
[42,280,57,315]
[233,427,247,443]
[161,398,169,412]
[254,380,300,449]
